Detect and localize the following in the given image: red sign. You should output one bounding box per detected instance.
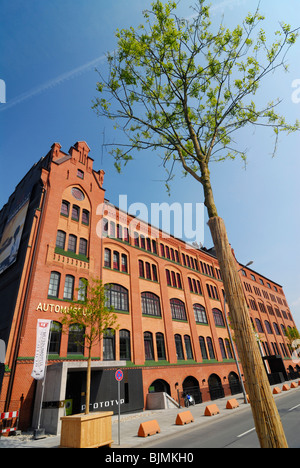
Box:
[115,369,123,381]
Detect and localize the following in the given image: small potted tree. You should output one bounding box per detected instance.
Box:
[60,278,118,448]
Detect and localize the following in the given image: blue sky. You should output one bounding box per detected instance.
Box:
[0,0,299,328]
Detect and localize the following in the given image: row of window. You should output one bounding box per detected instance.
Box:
[49,321,233,363]
[104,248,128,273]
[102,219,219,276]
[252,317,287,338]
[56,230,88,257]
[244,281,287,307]
[48,273,87,301]
[61,200,90,225]
[247,295,292,321]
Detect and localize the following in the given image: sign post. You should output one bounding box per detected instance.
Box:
[115,369,123,445]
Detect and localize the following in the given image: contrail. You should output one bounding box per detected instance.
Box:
[0,54,107,112]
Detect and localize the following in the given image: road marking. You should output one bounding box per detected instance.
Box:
[288,404,300,412]
[237,428,255,438]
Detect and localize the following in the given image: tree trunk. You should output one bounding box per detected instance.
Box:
[85,348,92,415]
[208,216,288,448]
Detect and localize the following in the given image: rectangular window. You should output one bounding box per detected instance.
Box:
[79,238,88,256]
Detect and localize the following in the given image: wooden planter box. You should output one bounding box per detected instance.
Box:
[60,412,113,448]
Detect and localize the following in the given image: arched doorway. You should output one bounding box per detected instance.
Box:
[208,373,224,400]
[182,376,202,404]
[228,371,242,395]
[148,379,171,395]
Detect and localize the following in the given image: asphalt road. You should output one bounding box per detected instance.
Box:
[142,390,300,448]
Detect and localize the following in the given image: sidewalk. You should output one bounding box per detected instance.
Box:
[0,379,299,448]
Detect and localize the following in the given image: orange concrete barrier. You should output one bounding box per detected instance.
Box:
[204,404,220,416]
[273,387,281,394]
[291,382,298,388]
[138,420,160,437]
[175,411,194,426]
[282,384,290,391]
[226,399,239,409]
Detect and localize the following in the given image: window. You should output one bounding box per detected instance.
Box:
[213,308,225,327]
[67,324,85,354]
[144,332,154,360]
[255,318,264,333]
[64,275,74,300]
[273,322,281,336]
[175,334,184,360]
[102,218,108,237]
[170,298,187,321]
[113,251,119,270]
[104,248,111,268]
[206,337,215,359]
[82,209,89,225]
[77,169,84,179]
[141,292,161,317]
[193,304,208,324]
[60,200,69,217]
[121,254,128,273]
[264,321,273,335]
[49,322,62,355]
[48,272,61,298]
[105,284,129,312]
[79,238,88,257]
[206,284,219,300]
[156,333,166,360]
[199,336,208,360]
[117,224,122,240]
[219,338,227,359]
[139,260,145,278]
[68,234,77,253]
[56,230,66,249]
[146,262,151,280]
[119,329,131,361]
[103,328,115,360]
[184,335,193,359]
[71,205,80,221]
[225,339,233,359]
[152,265,158,282]
[78,278,87,301]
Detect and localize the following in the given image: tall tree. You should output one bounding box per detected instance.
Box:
[93,0,299,447]
[62,278,118,415]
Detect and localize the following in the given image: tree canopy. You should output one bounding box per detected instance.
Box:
[93,0,299,216]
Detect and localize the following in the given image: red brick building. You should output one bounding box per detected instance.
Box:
[0,141,298,433]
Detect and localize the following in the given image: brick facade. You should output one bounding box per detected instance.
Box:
[0,141,297,430]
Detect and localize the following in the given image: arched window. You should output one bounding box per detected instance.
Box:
[56,230,66,249]
[79,238,88,257]
[105,284,129,312]
[119,329,131,361]
[199,336,208,360]
[71,205,80,222]
[212,308,225,327]
[206,337,215,359]
[255,318,264,333]
[184,335,193,360]
[78,278,87,301]
[48,271,61,298]
[219,338,227,359]
[67,324,85,355]
[82,209,89,226]
[60,200,70,217]
[225,339,233,359]
[49,321,62,355]
[68,234,77,253]
[193,304,208,324]
[175,334,184,360]
[64,275,75,300]
[170,299,187,321]
[141,292,161,317]
[104,248,111,268]
[144,332,154,360]
[156,333,166,360]
[103,328,115,360]
[113,251,119,270]
[264,320,273,334]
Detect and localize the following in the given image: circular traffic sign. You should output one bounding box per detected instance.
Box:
[115,369,123,381]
